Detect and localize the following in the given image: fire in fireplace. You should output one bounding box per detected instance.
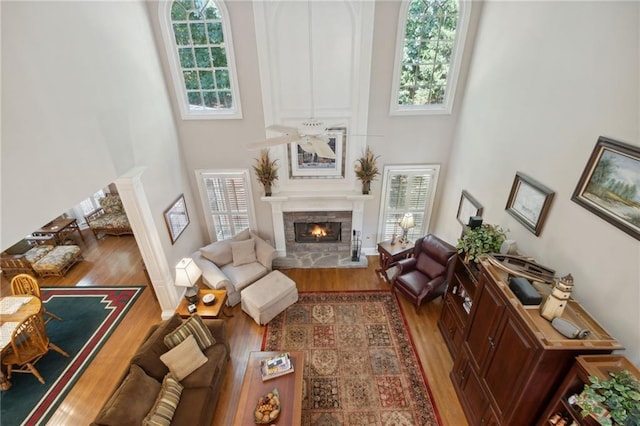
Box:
[294,222,342,243]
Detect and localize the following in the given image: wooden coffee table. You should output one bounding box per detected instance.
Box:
[175,289,231,319]
[233,351,304,425]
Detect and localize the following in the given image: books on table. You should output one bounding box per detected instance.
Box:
[260,353,294,381]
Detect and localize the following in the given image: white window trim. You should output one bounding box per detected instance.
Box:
[376,164,441,241]
[194,169,257,242]
[389,0,472,116]
[159,0,243,120]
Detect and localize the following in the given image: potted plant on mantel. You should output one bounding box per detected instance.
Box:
[252,149,278,196]
[354,147,380,194]
[456,223,506,264]
[573,370,640,426]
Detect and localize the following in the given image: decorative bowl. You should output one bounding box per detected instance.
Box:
[254,388,280,424]
[202,293,216,306]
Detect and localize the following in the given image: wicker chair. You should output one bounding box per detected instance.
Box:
[10,274,62,323]
[2,313,69,384]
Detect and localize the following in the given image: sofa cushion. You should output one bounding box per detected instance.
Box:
[143,374,183,426]
[24,245,54,264]
[221,261,267,292]
[164,314,215,351]
[233,228,251,241]
[180,342,228,388]
[231,238,257,266]
[92,364,161,426]
[100,195,124,214]
[160,334,208,381]
[172,386,214,425]
[200,240,233,267]
[131,313,183,381]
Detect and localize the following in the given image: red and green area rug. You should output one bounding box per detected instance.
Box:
[262,291,441,425]
[0,286,144,426]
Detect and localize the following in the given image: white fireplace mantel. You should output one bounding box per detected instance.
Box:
[262,191,373,256]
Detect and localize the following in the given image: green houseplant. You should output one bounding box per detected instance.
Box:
[252,149,278,196]
[354,147,380,194]
[456,224,506,263]
[574,370,640,426]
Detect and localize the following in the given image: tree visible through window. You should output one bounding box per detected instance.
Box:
[162,0,242,118]
[392,0,467,113]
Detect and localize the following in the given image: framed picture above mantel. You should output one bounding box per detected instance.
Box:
[505,172,555,236]
[287,128,346,179]
[572,136,640,240]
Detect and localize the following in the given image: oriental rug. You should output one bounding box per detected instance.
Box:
[262,291,441,425]
[0,286,144,426]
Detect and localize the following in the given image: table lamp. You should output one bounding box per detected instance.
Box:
[399,212,415,246]
[175,257,202,304]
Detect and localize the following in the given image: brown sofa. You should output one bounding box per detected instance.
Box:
[92,313,230,426]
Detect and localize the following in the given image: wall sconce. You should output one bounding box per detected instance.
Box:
[399,212,415,245]
[175,257,202,304]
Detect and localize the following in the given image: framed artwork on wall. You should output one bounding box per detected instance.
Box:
[288,128,346,179]
[506,172,555,236]
[456,190,483,226]
[572,136,640,240]
[164,194,189,244]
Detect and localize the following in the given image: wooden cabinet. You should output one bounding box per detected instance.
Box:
[438,255,477,358]
[537,355,640,426]
[448,259,623,425]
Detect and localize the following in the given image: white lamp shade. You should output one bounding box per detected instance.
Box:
[175,258,202,287]
[399,213,415,230]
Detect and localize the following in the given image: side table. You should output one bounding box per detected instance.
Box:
[175,289,232,319]
[376,240,414,283]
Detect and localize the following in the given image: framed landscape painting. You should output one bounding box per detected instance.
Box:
[572,136,640,240]
[506,172,555,236]
[288,128,345,179]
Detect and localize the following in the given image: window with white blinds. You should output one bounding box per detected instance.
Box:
[195,170,256,241]
[377,165,440,242]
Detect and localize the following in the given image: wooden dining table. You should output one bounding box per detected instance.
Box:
[0,295,42,390]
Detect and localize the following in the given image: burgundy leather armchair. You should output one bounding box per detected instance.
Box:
[392,234,457,310]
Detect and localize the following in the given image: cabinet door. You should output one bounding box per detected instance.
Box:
[483,314,536,420]
[438,296,463,359]
[465,277,505,372]
[452,349,488,424]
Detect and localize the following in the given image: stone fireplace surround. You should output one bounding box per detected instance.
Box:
[263,192,371,268]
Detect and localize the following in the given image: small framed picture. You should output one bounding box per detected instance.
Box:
[506,172,555,236]
[456,190,483,226]
[164,194,189,244]
[572,136,640,240]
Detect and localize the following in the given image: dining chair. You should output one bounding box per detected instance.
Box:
[10,274,62,323]
[2,313,69,384]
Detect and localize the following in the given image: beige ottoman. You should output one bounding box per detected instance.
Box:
[241,270,298,325]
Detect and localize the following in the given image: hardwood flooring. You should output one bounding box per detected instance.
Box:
[0,231,467,425]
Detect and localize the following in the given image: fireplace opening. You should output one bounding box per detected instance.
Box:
[294,222,342,243]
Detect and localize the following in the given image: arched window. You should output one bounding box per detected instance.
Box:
[390,0,470,115]
[160,0,242,119]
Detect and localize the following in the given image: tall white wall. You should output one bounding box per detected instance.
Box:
[1,1,202,298]
[434,1,640,364]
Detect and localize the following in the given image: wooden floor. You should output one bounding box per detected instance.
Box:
[0,230,468,426]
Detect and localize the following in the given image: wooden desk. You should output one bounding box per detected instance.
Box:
[0,295,42,390]
[175,289,230,319]
[376,240,414,282]
[33,218,84,245]
[233,351,304,426]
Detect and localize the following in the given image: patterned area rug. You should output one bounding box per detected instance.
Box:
[0,286,144,426]
[262,291,441,425]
